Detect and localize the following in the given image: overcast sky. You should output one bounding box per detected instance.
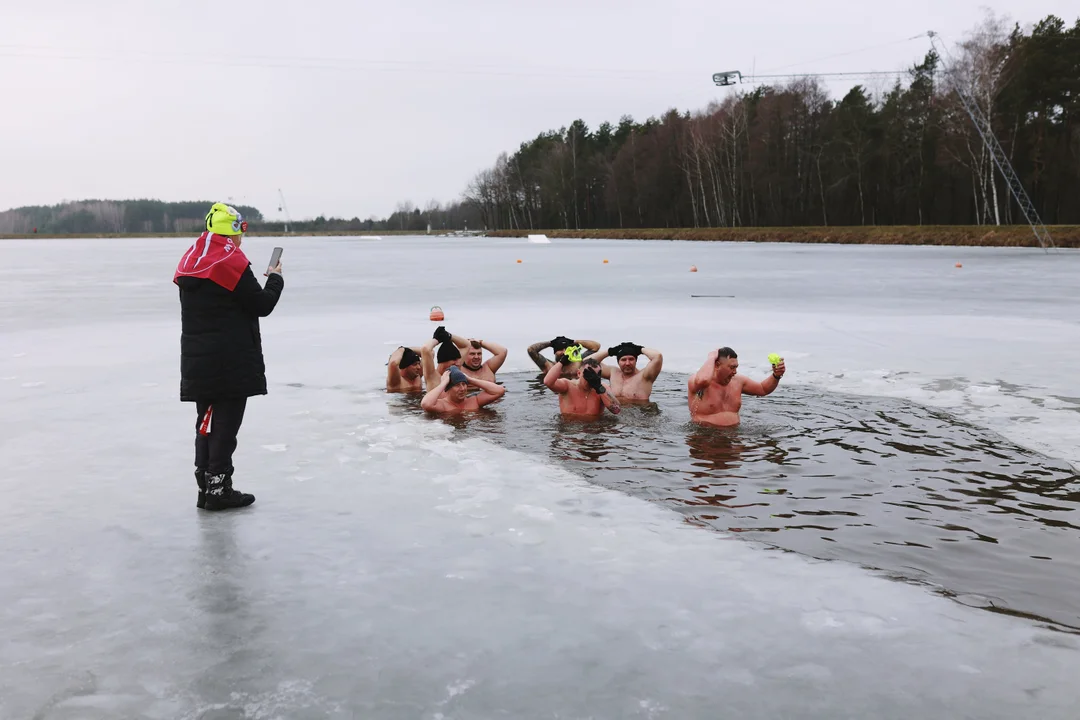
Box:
[1,0,1074,221]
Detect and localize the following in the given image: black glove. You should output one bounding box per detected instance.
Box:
[433,326,452,344]
[607,344,621,357]
[627,343,644,357]
[582,366,605,393]
[551,335,573,352]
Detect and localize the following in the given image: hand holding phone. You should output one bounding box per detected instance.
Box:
[266,246,283,276]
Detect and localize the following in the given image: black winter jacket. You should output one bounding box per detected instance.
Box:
[178,267,284,402]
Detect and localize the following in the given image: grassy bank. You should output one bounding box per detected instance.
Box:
[487,226,1080,248]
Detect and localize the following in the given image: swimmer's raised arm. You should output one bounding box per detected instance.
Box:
[469,338,508,373]
[387,345,422,387]
[575,339,601,353]
[448,332,471,350]
[641,347,664,381]
[591,347,613,379]
[386,346,406,386]
[421,338,441,390]
[421,370,451,411]
[527,340,554,372]
[469,376,506,406]
[741,360,786,397]
[543,356,571,393]
[583,366,621,415]
[688,349,719,394]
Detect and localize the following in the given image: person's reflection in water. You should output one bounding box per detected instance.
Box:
[550,414,617,467]
[439,407,503,437]
[186,515,265,710]
[680,425,764,512]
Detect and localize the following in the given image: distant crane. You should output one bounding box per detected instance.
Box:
[277,189,292,234]
[927,30,1053,252]
[710,35,1054,252]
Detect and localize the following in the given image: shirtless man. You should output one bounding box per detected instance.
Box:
[385,345,425,393]
[544,355,621,418]
[421,366,506,414]
[437,328,508,384]
[687,347,786,427]
[591,342,664,401]
[527,335,601,377]
[418,327,466,392]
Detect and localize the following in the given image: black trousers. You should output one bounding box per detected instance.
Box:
[194,398,248,476]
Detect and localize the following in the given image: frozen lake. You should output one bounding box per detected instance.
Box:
[2,235,1079,719]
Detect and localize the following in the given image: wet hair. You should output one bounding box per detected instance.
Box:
[437,341,461,363]
[469,339,482,350]
[716,347,738,360]
[582,357,600,369]
[399,347,420,369]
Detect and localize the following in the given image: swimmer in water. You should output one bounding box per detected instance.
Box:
[687,347,786,427]
[435,328,507,384]
[527,335,601,378]
[418,327,466,393]
[421,365,506,414]
[385,345,425,393]
[591,341,663,401]
[544,355,621,418]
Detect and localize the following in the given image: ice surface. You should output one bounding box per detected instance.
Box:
[1,236,1079,718]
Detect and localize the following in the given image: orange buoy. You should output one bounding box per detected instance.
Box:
[430,306,444,321]
[955,262,963,268]
[603,259,609,264]
[516,259,522,263]
[690,265,698,272]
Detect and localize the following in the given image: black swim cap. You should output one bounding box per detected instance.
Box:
[399,347,420,368]
[437,341,461,363]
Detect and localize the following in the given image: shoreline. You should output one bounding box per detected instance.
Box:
[2,225,1078,247]
[488,226,1080,248]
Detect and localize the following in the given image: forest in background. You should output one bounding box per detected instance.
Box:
[461,14,1079,231]
[2,13,1076,237]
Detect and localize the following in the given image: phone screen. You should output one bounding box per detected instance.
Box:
[267,246,283,273]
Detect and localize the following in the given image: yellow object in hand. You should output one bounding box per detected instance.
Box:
[768,353,783,366]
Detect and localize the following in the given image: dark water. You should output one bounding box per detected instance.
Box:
[390,372,1080,632]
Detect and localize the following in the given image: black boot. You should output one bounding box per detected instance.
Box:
[203,471,255,511]
[196,468,207,509]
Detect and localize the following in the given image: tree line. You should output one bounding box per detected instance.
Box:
[461,13,1079,230]
[4,14,1074,236]
[0,200,263,235]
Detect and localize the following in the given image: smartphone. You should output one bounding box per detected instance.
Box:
[266,246,283,274]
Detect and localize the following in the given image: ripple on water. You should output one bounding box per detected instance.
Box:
[387,372,1080,631]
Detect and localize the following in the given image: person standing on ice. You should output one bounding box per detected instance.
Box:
[174,203,284,511]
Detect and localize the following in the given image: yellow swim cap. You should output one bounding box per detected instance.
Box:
[205,202,248,236]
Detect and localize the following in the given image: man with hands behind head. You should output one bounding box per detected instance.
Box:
[591,342,663,401]
[544,355,620,418]
[527,335,601,377]
[421,365,506,414]
[386,345,425,393]
[434,326,507,384]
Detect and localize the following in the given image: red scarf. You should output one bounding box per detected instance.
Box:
[173,232,250,291]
